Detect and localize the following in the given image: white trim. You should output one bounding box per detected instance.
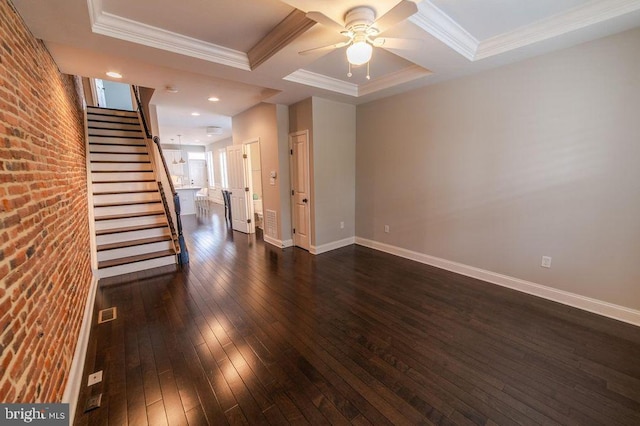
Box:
[475,0,640,60]
[264,235,294,249]
[284,66,431,98]
[284,69,358,97]
[63,275,99,425]
[355,237,640,327]
[357,65,432,96]
[87,0,250,70]
[310,237,356,255]
[409,1,479,61]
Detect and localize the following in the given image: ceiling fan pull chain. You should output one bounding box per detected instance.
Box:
[347,62,352,78]
[366,61,370,80]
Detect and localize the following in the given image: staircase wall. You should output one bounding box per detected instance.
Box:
[0,0,93,403]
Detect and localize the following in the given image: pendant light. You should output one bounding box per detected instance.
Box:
[178,134,186,164]
[171,139,177,164]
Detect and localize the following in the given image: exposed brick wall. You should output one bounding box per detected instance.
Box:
[0,0,92,402]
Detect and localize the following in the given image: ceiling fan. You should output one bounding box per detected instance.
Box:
[299,1,420,78]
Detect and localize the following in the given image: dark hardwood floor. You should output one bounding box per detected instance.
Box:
[74,204,640,425]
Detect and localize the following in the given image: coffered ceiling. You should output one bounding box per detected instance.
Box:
[12,0,640,144]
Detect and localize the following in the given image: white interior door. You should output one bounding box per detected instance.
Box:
[226,145,254,234]
[290,131,311,250]
[188,159,207,187]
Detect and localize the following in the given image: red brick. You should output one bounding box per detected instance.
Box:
[0,0,91,403]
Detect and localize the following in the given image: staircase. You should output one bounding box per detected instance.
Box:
[87,106,178,278]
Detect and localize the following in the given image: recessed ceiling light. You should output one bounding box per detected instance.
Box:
[208,97,220,102]
[191,112,200,116]
[106,71,122,79]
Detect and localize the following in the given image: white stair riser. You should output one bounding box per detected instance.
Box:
[90,152,149,162]
[89,145,148,154]
[94,203,163,218]
[87,108,137,118]
[87,114,139,124]
[89,121,141,131]
[95,215,167,231]
[88,128,144,138]
[92,181,158,193]
[97,227,171,245]
[88,136,146,145]
[98,241,174,262]
[91,162,152,172]
[94,192,160,205]
[91,171,154,182]
[96,255,176,279]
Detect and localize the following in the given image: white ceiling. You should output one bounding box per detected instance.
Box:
[12,0,640,145]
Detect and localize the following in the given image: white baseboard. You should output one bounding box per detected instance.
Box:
[310,237,356,255]
[264,235,294,249]
[355,237,640,327]
[63,274,99,423]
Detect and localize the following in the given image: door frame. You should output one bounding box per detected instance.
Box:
[289,130,311,250]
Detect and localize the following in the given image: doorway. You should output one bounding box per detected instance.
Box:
[91,79,134,110]
[247,140,264,235]
[289,130,311,250]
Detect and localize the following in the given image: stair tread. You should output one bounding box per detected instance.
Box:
[92,179,156,184]
[89,142,147,147]
[91,170,153,173]
[98,249,175,269]
[93,189,158,195]
[96,223,168,236]
[91,160,151,163]
[95,211,165,221]
[87,106,138,114]
[94,200,161,208]
[89,150,148,154]
[98,235,172,252]
[98,250,176,269]
[88,134,145,139]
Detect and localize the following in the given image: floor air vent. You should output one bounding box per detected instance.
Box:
[98,307,117,324]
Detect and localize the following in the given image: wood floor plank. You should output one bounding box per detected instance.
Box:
[73,205,640,425]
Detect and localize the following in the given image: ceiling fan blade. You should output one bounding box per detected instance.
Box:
[306,11,345,32]
[374,0,418,33]
[299,41,350,55]
[372,37,422,50]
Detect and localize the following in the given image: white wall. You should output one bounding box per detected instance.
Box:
[356,27,640,311]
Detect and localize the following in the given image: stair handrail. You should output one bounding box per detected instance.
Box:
[153,136,189,264]
[131,85,189,265]
[132,85,152,139]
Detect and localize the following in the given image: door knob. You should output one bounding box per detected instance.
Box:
[302,198,308,203]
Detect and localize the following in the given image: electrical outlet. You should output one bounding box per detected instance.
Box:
[384,225,390,233]
[541,256,552,268]
[340,221,344,229]
[87,371,103,386]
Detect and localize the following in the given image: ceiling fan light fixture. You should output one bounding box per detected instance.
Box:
[346,40,372,66]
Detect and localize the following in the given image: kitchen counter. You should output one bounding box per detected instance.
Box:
[175,186,201,215]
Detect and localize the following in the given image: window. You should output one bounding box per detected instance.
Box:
[205,151,215,187]
[219,149,228,188]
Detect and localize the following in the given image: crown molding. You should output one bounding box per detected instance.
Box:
[86,0,250,70]
[409,1,479,61]
[475,0,640,60]
[283,69,358,97]
[358,64,432,96]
